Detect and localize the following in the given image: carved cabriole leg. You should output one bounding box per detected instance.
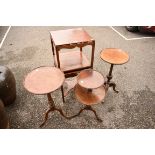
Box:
[109,82,119,93]
[54,107,72,119]
[47,93,72,119]
[89,106,102,122]
[40,93,55,128]
[40,108,53,128]
[40,93,72,128]
[69,105,102,122]
[68,106,87,119]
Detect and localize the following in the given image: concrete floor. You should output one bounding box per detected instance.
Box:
[0,26,155,129]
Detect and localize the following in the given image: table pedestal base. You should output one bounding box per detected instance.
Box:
[40,93,71,128]
[104,81,119,93]
[104,64,119,93]
[69,105,102,122]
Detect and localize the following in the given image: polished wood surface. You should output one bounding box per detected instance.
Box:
[75,84,105,105]
[100,48,129,65]
[24,66,65,95]
[50,28,95,102]
[40,93,72,127]
[50,28,93,46]
[77,69,104,89]
[54,50,90,72]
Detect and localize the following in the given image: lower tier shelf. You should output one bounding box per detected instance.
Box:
[74,84,105,105]
[54,50,91,72]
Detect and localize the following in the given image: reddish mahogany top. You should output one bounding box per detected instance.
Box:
[23,66,65,95]
[50,28,93,46]
[100,48,129,65]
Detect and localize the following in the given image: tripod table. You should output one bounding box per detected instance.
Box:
[100,48,129,93]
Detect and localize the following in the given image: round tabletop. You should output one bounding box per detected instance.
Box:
[23,66,65,95]
[100,48,129,65]
[75,84,105,105]
[77,69,104,89]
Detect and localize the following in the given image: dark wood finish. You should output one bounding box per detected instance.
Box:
[100,48,129,93]
[91,40,95,68]
[50,28,95,102]
[77,69,104,89]
[65,72,78,78]
[61,86,65,103]
[24,66,65,95]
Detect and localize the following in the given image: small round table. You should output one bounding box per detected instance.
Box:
[23,66,69,127]
[72,69,105,122]
[100,48,129,92]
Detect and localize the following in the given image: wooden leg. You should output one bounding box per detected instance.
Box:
[40,93,55,128]
[61,86,65,103]
[40,93,72,128]
[109,82,119,93]
[40,108,53,128]
[69,105,102,122]
[89,106,102,122]
[68,106,87,119]
[64,78,77,97]
[54,107,72,119]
